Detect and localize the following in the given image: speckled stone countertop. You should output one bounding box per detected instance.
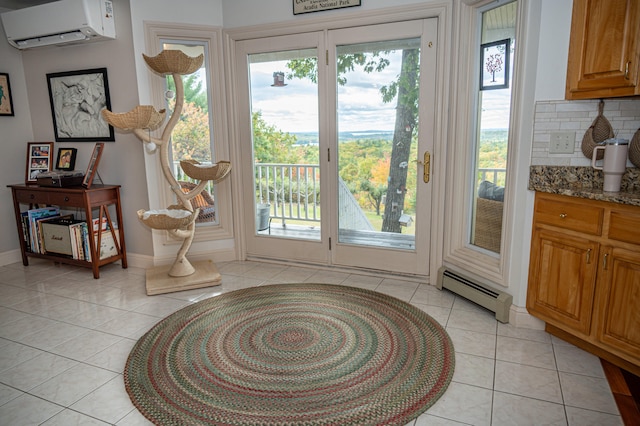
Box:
[529,166,640,207]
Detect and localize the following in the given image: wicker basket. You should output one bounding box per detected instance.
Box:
[629,128,640,168]
[143,50,204,75]
[180,160,232,183]
[137,207,198,230]
[474,197,503,253]
[581,100,614,160]
[102,106,166,130]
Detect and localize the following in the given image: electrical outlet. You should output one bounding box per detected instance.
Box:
[549,131,576,154]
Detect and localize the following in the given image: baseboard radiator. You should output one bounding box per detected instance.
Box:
[436,267,512,323]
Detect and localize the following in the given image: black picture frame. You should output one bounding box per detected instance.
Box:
[0,72,15,116]
[83,142,104,188]
[46,68,115,142]
[480,39,510,91]
[55,147,78,171]
[26,142,54,184]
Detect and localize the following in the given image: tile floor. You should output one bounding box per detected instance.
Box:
[0,259,623,425]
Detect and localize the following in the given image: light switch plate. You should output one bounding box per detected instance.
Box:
[549,131,576,154]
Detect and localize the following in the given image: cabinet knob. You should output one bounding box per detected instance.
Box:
[559,213,567,218]
[30,194,35,199]
[64,196,70,202]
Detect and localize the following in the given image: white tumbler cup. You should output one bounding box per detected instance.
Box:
[592,138,629,192]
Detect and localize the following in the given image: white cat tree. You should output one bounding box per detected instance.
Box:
[102,50,231,295]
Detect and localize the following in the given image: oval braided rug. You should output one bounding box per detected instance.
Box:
[125,283,455,425]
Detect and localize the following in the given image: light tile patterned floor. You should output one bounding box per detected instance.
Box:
[0,259,623,425]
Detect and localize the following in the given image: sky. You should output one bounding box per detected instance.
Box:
[248,51,511,134]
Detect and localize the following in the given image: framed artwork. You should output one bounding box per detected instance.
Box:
[480,38,510,91]
[83,142,104,188]
[46,68,115,142]
[0,73,14,116]
[26,142,54,184]
[55,147,78,171]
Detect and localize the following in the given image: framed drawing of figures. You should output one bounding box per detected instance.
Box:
[46,68,115,142]
[26,142,54,184]
[0,73,14,116]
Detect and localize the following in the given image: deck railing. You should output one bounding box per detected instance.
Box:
[477,168,506,186]
[255,163,321,227]
[174,161,507,225]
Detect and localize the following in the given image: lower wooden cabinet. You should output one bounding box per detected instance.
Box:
[527,192,640,376]
[594,246,640,360]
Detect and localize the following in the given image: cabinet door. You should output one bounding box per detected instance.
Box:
[566,0,640,99]
[527,229,599,335]
[594,246,640,360]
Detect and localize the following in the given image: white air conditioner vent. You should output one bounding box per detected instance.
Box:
[1,0,115,50]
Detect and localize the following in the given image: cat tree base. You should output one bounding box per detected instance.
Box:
[145,259,222,295]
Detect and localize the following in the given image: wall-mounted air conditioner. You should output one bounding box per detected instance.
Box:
[1,0,115,50]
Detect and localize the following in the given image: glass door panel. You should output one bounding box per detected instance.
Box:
[336,38,420,250]
[328,20,437,275]
[248,49,321,241]
[236,33,329,265]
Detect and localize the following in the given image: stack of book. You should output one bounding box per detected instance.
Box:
[21,208,119,260]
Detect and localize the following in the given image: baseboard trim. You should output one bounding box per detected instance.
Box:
[508,305,545,330]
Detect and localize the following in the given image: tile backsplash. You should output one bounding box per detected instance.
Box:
[531,99,640,167]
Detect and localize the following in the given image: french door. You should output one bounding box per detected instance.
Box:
[235,19,438,276]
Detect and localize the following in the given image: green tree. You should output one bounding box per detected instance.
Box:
[166,74,210,162]
[252,111,301,164]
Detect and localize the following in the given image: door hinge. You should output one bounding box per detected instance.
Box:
[329,237,332,250]
[326,50,329,66]
[328,148,330,162]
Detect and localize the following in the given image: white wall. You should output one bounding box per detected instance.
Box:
[222,0,429,28]
[0,10,35,264]
[0,0,155,264]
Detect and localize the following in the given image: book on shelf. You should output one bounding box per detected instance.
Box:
[26,207,60,254]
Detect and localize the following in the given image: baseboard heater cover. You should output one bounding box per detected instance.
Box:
[436,266,512,323]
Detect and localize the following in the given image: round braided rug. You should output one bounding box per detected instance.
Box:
[125,283,455,425]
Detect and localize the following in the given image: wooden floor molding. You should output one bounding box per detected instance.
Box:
[601,359,640,426]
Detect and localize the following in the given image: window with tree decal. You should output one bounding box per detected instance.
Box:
[480,38,510,90]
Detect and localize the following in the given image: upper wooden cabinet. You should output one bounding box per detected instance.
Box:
[566,0,640,99]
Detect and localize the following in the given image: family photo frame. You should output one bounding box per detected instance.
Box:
[480,38,510,91]
[25,142,54,184]
[55,147,78,171]
[0,72,14,116]
[46,68,115,142]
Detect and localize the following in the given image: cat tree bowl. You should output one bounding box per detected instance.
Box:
[102,106,166,131]
[143,50,204,75]
[180,160,232,183]
[137,208,198,230]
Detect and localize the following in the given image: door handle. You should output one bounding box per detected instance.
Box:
[423,151,431,183]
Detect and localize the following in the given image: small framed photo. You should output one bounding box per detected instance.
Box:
[480,38,510,91]
[46,68,114,142]
[0,72,15,116]
[83,142,104,188]
[26,142,54,184]
[55,148,78,171]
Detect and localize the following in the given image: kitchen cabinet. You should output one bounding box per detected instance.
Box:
[565,0,640,99]
[527,192,640,376]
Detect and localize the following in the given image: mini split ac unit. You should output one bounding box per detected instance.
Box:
[1,0,115,49]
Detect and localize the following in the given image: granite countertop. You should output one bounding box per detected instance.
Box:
[529,166,640,207]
